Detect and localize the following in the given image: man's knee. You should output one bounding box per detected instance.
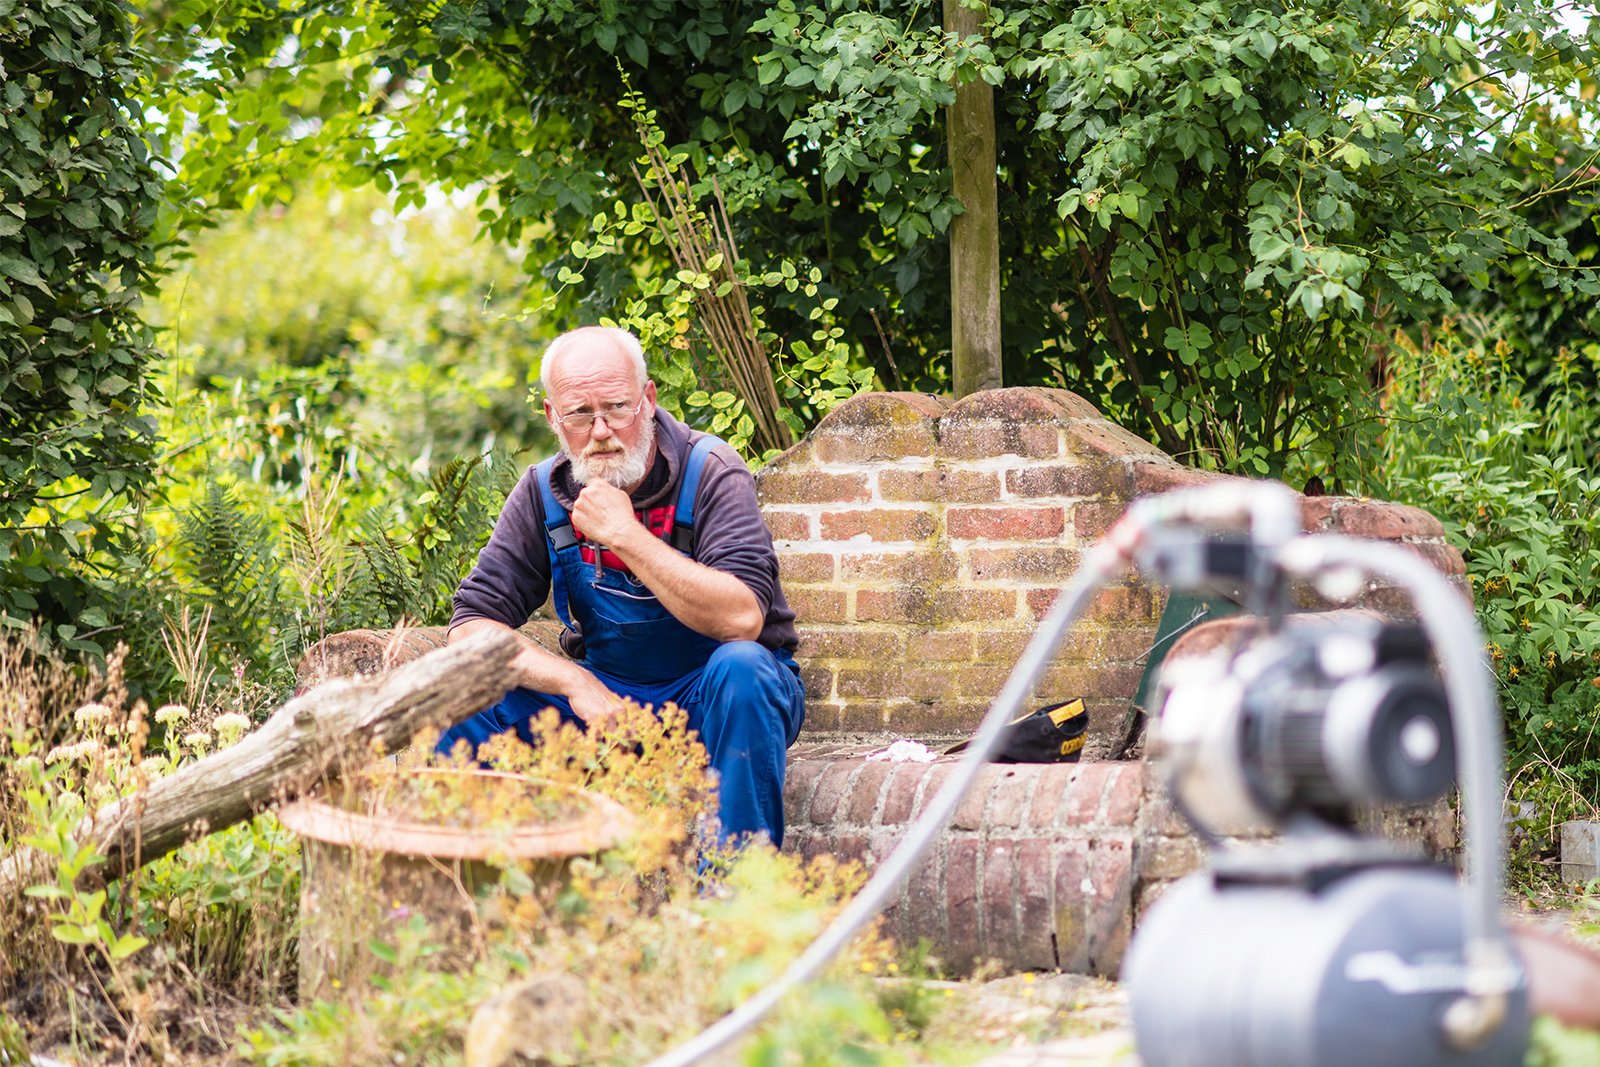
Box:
[703,640,777,687]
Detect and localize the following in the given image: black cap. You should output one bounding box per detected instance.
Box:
[946,698,1088,763]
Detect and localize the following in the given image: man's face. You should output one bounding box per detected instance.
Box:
[543,341,658,491]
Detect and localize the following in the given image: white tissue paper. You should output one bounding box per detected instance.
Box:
[865,739,939,763]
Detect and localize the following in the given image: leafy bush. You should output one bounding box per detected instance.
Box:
[1356,322,1600,829]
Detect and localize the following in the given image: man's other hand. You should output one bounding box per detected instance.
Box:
[566,671,624,727]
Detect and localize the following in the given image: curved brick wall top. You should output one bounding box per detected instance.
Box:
[757,388,1465,748]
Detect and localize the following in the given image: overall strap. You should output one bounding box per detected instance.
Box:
[535,457,575,628]
[669,435,723,554]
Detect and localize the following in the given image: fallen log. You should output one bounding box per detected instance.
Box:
[0,626,520,896]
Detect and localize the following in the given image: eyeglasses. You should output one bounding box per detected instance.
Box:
[548,396,646,433]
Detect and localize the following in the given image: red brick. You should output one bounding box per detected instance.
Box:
[952,765,999,830]
[1017,839,1058,970]
[905,631,974,662]
[1402,540,1466,578]
[900,842,943,947]
[1068,420,1165,459]
[983,839,1020,960]
[1089,585,1155,624]
[968,545,1080,582]
[832,833,869,865]
[1299,495,1340,530]
[931,588,1020,625]
[879,764,931,825]
[1102,763,1146,827]
[944,386,1096,423]
[1131,460,1227,497]
[1028,764,1069,829]
[808,762,857,825]
[798,663,835,700]
[1026,587,1061,620]
[941,420,1015,460]
[944,839,982,972]
[1018,424,1064,457]
[786,587,848,624]
[799,628,904,661]
[1005,464,1104,498]
[1333,500,1444,541]
[1139,789,1192,838]
[778,552,837,583]
[988,768,1034,829]
[838,703,888,733]
[840,550,955,585]
[1051,840,1092,973]
[948,505,1066,541]
[758,470,873,505]
[1063,763,1112,824]
[1073,499,1125,539]
[820,508,937,543]
[783,759,830,822]
[912,764,957,819]
[1087,839,1134,975]
[845,761,893,826]
[1096,626,1160,662]
[1137,834,1205,882]
[878,468,1001,503]
[762,510,814,540]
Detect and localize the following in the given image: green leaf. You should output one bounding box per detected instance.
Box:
[109,933,148,960]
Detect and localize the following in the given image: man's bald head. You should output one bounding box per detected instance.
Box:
[539,326,648,399]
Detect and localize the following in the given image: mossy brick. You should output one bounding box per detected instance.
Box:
[778,552,837,583]
[905,630,974,662]
[896,666,965,702]
[901,842,944,946]
[948,505,1066,541]
[808,393,946,462]
[837,666,904,699]
[1087,839,1134,975]
[1096,626,1162,662]
[932,588,1021,625]
[878,467,1002,503]
[819,507,937,543]
[1067,420,1167,459]
[838,703,889,734]
[1017,839,1058,969]
[944,386,1099,424]
[798,701,845,733]
[1005,464,1107,499]
[1137,835,1206,882]
[1089,585,1156,623]
[763,510,814,540]
[1050,841,1093,973]
[785,586,849,624]
[756,470,873,506]
[882,702,981,737]
[840,549,956,586]
[845,760,894,825]
[967,545,1080,582]
[798,628,904,661]
[1072,499,1125,539]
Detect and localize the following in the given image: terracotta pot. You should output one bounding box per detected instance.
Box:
[278,769,634,1001]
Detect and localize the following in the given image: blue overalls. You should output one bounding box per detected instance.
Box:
[436,437,806,846]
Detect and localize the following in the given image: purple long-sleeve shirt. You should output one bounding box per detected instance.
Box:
[451,407,799,654]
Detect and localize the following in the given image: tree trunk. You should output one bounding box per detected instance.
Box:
[0,627,521,896]
[945,0,1003,397]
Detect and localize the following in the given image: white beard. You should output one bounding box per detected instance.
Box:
[564,413,655,490]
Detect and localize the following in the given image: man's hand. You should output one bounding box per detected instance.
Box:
[570,481,643,550]
[563,669,624,727]
[454,619,625,727]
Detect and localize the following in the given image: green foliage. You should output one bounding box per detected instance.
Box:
[136,0,1600,474]
[1356,323,1600,825]
[0,0,167,659]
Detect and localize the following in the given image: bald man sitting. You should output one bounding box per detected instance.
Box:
[437,326,805,846]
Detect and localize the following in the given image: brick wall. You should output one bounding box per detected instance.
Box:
[758,387,1465,752]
